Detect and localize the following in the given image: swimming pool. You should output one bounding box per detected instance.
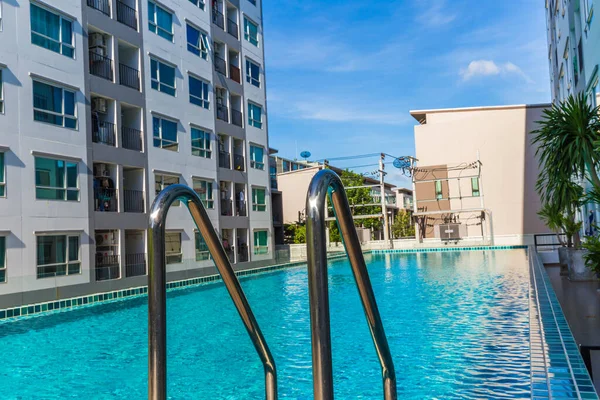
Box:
[0,249,594,399]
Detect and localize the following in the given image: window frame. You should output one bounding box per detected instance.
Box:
[434,180,443,200]
[252,187,266,211]
[471,177,480,197]
[148,1,174,41]
[245,59,260,87]
[35,156,79,201]
[152,115,179,151]
[188,0,205,10]
[155,173,180,205]
[36,233,81,279]
[192,177,214,209]
[253,230,268,255]
[189,75,210,109]
[191,126,211,158]
[150,58,176,96]
[0,236,5,283]
[0,152,5,198]
[186,23,209,59]
[30,2,74,58]
[248,102,263,128]
[32,80,77,129]
[250,144,265,170]
[0,68,4,113]
[165,231,182,264]
[194,231,211,261]
[243,17,259,46]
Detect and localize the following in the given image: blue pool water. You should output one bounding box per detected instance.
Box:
[1,250,534,399]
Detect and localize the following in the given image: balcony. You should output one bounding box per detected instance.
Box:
[92,120,116,146]
[233,153,245,171]
[94,187,118,212]
[95,254,120,281]
[231,108,243,127]
[214,54,227,75]
[217,103,229,122]
[87,0,110,16]
[122,126,143,151]
[213,10,225,29]
[229,64,241,83]
[125,253,146,277]
[236,200,247,217]
[89,51,113,81]
[219,151,231,169]
[124,189,144,213]
[221,199,233,216]
[227,18,238,39]
[119,64,140,90]
[117,1,137,30]
[238,246,248,262]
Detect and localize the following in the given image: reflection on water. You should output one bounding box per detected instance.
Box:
[0,250,531,399]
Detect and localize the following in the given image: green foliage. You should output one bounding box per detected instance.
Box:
[284,223,306,244]
[583,235,600,275]
[392,210,415,238]
[329,221,341,243]
[293,225,306,244]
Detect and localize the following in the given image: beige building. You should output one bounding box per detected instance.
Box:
[410,103,551,245]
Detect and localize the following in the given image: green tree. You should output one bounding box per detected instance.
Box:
[392,210,415,238]
[293,224,306,244]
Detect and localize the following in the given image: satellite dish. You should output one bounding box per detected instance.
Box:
[300,151,311,160]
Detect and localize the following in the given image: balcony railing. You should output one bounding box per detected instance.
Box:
[219,151,231,169]
[92,120,116,146]
[125,253,146,277]
[229,64,241,83]
[216,103,229,122]
[214,54,227,75]
[122,126,143,151]
[95,254,120,281]
[87,0,110,16]
[117,0,137,30]
[231,108,243,127]
[238,246,248,262]
[94,187,118,212]
[213,10,225,29]
[89,51,113,81]
[233,154,245,171]
[119,63,140,90]
[221,199,233,216]
[124,189,144,213]
[236,200,247,217]
[227,18,239,39]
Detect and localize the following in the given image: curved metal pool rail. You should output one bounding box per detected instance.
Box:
[148,184,277,400]
[306,169,397,400]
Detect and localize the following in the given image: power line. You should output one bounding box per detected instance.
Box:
[315,153,380,162]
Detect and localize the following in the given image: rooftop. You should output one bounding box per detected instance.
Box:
[409,103,551,125]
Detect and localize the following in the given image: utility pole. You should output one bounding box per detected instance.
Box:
[379,154,390,244]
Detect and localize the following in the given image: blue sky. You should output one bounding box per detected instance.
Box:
[262,0,551,186]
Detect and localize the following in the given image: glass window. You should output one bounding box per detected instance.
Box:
[148,1,173,41]
[244,18,258,46]
[248,102,262,128]
[33,81,77,128]
[153,116,178,151]
[36,234,80,278]
[195,231,210,261]
[150,58,176,96]
[0,236,5,283]
[30,3,74,57]
[0,152,4,197]
[35,157,79,201]
[165,232,182,264]
[0,69,4,113]
[250,145,264,170]
[435,180,442,200]
[253,230,268,255]
[186,24,208,59]
[282,160,290,172]
[471,177,480,197]
[248,0,256,5]
[193,178,214,209]
[189,0,205,10]
[155,173,180,205]
[252,187,266,211]
[245,59,260,87]
[191,127,211,158]
[189,75,209,109]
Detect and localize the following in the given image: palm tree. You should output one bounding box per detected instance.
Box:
[531,93,600,204]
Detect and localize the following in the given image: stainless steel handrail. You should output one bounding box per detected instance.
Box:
[148,184,277,400]
[306,169,397,400]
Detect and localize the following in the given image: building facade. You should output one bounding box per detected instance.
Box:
[545,0,599,104]
[0,0,273,308]
[411,104,551,245]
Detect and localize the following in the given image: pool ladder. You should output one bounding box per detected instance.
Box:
[147,169,396,400]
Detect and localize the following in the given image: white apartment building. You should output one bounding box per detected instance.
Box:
[545,0,599,104]
[0,0,273,309]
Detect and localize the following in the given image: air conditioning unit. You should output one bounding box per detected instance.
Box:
[94,163,110,177]
[90,46,105,57]
[89,33,106,48]
[92,97,108,114]
[439,223,461,241]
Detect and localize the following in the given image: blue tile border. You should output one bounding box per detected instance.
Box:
[529,246,598,399]
[371,245,528,254]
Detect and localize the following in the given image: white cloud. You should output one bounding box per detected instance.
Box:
[292,101,410,125]
[460,60,532,82]
[416,0,457,27]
